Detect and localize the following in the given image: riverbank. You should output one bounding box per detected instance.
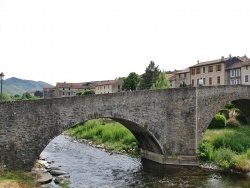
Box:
[198,125,250,175]
[66,119,139,155]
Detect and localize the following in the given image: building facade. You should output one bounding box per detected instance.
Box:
[95,78,123,94]
[189,55,248,87]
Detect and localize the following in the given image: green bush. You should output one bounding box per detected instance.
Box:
[208,114,226,129]
[233,155,249,171]
[246,148,250,159]
[213,148,235,169]
[197,141,213,161]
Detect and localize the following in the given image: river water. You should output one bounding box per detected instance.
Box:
[41,135,250,188]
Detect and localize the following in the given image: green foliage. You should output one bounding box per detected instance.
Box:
[0,92,12,102]
[67,119,139,153]
[199,126,250,171]
[208,113,226,129]
[83,90,95,95]
[212,131,250,153]
[246,148,250,159]
[122,72,140,91]
[213,148,235,169]
[233,155,249,171]
[138,61,161,90]
[197,141,213,161]
[151,72,171,89]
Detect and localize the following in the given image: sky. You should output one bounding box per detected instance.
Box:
[1,0,250,85]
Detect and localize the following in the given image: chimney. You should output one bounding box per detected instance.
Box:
[197,60,199,64]
[221,56,224,61]
[229,54,232,59]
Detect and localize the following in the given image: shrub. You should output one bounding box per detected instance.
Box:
[197,141,213,161]
[208,114,226,129]
[247,148,250,159]
[213,148,235,169]
[233,155,249,171]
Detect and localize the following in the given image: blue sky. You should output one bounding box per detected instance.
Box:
[1,0,250,85]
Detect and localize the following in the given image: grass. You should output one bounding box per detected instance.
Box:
[0,168,39,188]
[66,119,139,153]
[198,125,250,171]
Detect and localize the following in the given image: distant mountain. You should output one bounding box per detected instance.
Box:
[2,77,52,96]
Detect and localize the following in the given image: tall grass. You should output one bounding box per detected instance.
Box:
[198,125,250,171]
[67,119,139,153]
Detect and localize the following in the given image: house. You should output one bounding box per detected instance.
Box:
[43,82,96,98]
[226,59,250,85]
[43,86,57,98]
[95,78,123,94]
[189,55,248,87]
[175,68,190,87]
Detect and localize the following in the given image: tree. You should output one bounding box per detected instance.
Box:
[22,92,33,100]
[152,72,171,89]
[34,90,43,98]
[122,72,140,91]
[0,93,12,102]
[83,90,95,95]
[139,61,161,90]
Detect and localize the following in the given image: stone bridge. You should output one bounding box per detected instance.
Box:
[1,85,250,170]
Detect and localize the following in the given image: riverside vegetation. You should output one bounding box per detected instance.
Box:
[198,103,250,173]
[66,118,139,154]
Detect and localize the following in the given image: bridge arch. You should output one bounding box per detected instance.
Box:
[196,85,250,144]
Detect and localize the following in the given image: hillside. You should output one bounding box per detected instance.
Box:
[2,77,52,96]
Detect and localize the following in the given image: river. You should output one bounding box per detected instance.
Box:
[41,135,250,188]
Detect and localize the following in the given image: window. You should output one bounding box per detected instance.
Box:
[196,67,200,74]
[236,69,241,77]
[230,79,235,85]
[236,79,240,84]
[63,92,65,95]
[191,69,195,75]
[230,69,235,77]
[246,66,248,70]
[203,78,206,85]
[245,75,249,82]
[192,79,194,86]
[118,85,120,89]
[216,64,221,71]
[208,66,213,72]
[203,67,205,73]
[209,77,212,85]
[197,79,199,85]
[104,86,105,89]
[217,76,220,84]
[68,92,70,95]
[63,88,64,90]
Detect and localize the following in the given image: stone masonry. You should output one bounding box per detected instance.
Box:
[1,85,250,170]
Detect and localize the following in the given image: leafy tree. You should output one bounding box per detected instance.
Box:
[139,61,161,90]
[0,93,12,102]
[152,72,171,89]
[122,72,140,91]
[34,90,43,98]
[22,92,33,100]
[83,90,95,95]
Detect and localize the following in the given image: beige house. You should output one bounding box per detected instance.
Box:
[175,68,190,87]
[189,55,247,87]
[43,82,96,98]
[95,78,123,94]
